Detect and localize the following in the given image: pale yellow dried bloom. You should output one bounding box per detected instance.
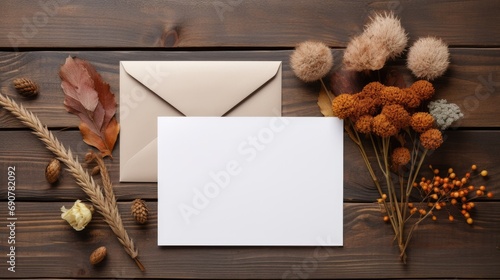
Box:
[407,37,450,80]
[343,34,389,71]
[290,41,334,82]
[364,12,408,59]
[61,199,94,231]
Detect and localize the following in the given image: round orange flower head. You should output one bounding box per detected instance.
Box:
[351,94,377,119]
[381,104,410,129]
[361,81,385,99]
[420,128,443,150]
[411,80,435,101]
[410,112,435,133]
[354,114,374,134]
[401,88,421,108]
[372,114,398,138]
[392,147,411,166]
[332,94,355,119]
[290,41,333,82]
[380,86,405,106]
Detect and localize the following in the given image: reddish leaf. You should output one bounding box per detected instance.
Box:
[59,56,119,157]
[74,58,117,128]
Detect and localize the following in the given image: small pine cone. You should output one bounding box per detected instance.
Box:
[13,78,39,98]
[45,158,62,184]
[131,199,148,224]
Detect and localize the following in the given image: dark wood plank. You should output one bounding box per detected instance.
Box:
[1,130,499,203]
[1,49,500,129]
[0,202,498,279]
[1,0,500,48]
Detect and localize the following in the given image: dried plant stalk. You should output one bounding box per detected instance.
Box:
[0,93,144,271]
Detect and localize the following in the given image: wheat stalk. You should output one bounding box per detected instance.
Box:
[0,93,145,271]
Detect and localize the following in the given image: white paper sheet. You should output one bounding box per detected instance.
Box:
[157,117,343,246]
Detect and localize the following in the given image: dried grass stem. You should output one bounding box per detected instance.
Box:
[0,93,144,271]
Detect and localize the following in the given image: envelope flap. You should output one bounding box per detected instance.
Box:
[121,61,281,116]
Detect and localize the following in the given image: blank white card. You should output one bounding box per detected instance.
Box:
[157,117,343,246]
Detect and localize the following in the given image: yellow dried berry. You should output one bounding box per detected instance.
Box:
[480,170,488,177]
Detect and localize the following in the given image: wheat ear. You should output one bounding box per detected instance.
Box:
[0,93,145,271]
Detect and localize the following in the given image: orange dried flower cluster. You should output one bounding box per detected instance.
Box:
[333,80,442,149]
[410,166,493,225]
[391,147,411,166]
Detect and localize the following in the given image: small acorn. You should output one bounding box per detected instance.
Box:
[13,78,39,98]
[131,199,148,224]
[89,246,107,265]
[45,158,62,184]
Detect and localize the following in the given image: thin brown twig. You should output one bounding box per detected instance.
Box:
[0,93,144,271]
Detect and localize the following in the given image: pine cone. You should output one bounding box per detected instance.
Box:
[13,78,39,98]
[131,199,148,224]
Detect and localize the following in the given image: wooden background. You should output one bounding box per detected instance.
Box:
[1,0,499,279]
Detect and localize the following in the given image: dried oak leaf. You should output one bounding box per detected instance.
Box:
[317,87,334,117]
[59,56,119,157]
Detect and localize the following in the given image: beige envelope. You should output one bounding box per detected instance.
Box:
[119,61,282,182]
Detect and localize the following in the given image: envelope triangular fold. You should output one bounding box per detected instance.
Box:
[121,61,281,116]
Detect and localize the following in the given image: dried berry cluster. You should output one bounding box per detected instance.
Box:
[403,165,493,225]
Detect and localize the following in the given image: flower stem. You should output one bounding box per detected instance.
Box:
[320,78,335,102]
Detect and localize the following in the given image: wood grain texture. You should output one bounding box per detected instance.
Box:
[1,49,500,129]
[1,130,498,203]
[1,0,500,48]
[0,202,498,279]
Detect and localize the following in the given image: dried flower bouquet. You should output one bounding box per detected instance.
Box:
[290,12,492,262]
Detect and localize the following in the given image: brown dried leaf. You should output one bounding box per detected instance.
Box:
[59,56,119,157]
[317,87,334,117]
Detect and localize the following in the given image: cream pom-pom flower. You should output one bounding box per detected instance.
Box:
[343,34,389,71]
[290,41,333,82]
[364,12,408,59]
[407,37,450,80]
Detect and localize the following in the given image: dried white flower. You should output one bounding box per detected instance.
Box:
[428,99,463,130]
[407,37,450,80]
[61,199,94,231]
[290,41,334,82]
[343,34,389,71]
[364,12,408,59]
